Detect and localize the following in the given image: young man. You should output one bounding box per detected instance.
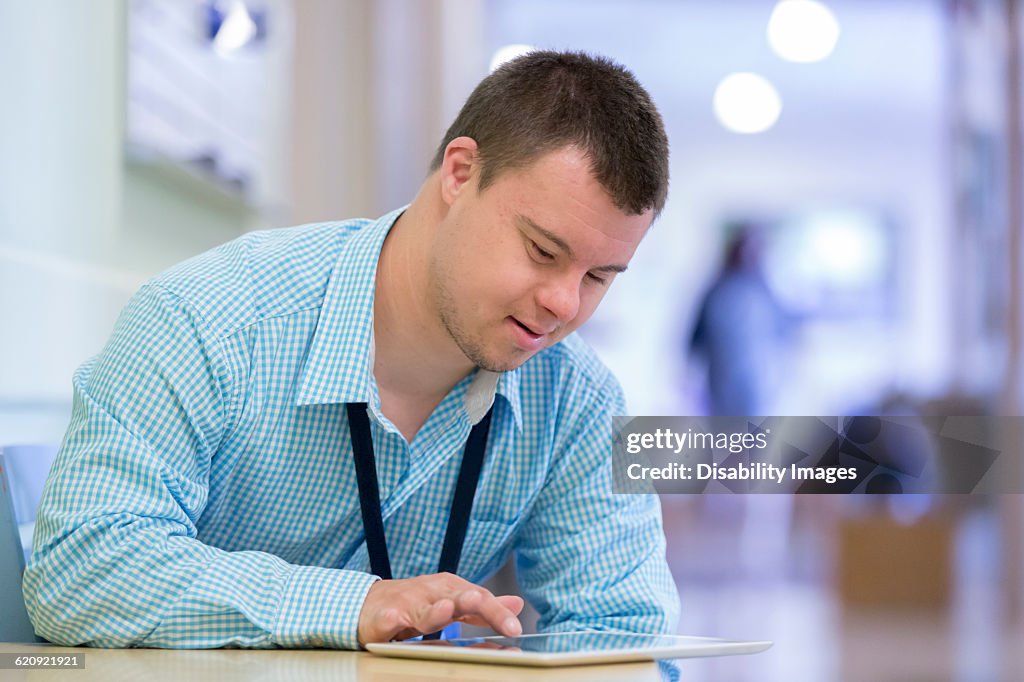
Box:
[24,50,680,649]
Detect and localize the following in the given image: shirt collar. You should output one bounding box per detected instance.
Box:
[295,207,523,430]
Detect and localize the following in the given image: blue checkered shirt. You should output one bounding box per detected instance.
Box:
[23,207,680,649]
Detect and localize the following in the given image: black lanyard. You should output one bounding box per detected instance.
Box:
[346,402,494,639]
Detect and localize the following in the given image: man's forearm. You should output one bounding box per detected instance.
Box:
[25,516,379,649]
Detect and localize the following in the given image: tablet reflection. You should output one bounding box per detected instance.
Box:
[415,639,522,652]
[433,632,689,654]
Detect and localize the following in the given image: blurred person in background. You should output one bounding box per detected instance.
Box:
[23,51,681,651]
[688,222,790,417]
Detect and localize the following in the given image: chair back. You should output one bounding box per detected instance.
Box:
[0,449,43,642]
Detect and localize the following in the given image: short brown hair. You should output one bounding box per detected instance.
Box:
[429,50,669,217]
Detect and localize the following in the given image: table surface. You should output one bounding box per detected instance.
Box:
[0,642,669,681]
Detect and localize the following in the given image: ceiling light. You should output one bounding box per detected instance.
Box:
[713,72,783,134]
[767,0,840,63]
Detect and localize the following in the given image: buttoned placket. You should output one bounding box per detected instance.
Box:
[364,377,478,523]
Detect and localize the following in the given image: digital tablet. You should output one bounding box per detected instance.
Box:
[365,631,773,667]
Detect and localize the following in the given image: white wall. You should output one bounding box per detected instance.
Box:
[0,0,128,443]
[0,1,267,444]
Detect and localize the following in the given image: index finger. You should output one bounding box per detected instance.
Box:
[452,588,522,637]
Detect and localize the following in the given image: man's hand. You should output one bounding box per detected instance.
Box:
[357,572,524,646]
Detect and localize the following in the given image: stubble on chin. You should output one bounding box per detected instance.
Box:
[430,277,527,374]
[439,303,524,373]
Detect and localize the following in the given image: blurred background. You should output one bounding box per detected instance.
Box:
[2,0,1024,679]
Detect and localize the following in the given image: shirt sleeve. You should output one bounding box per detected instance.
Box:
[513,375,681,636]
[22,283,378,649]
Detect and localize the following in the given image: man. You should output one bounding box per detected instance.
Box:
[24,50,680,649]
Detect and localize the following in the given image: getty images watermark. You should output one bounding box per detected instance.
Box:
[612,416,1024,494]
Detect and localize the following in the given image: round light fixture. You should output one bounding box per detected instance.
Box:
[767,0,841,63]
[713,72,783,134]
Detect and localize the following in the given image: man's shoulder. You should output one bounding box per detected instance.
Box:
[524,333,623,404]
[146,218,372,338]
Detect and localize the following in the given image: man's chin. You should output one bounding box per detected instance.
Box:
[473,347,539,374]
[476,357,529,374]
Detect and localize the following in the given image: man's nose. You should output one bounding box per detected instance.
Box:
[536,273,581,325]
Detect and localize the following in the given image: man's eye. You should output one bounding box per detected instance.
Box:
[587,272,608,286]
[529,241,555,261]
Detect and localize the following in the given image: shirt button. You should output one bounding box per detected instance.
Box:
[308,636,325,647]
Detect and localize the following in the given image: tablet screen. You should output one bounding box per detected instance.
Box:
[418,631,700,653]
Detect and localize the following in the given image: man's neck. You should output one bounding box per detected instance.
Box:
[372,200,475,438]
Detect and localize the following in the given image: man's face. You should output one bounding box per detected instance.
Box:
[428,145,653,373]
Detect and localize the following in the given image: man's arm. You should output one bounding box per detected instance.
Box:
[514,377,681,635]
[22,284,378,649]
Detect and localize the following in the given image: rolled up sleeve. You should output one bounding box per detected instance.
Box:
[23,284,376,649]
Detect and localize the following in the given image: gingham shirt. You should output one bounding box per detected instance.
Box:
[23,207,680,650]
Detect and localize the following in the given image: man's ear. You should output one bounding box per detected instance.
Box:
[439,136,479,207]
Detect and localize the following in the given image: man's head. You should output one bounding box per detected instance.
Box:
[430,50,669,219]
[423,51,669,373]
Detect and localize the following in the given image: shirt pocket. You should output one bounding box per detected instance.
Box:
[416,501,520,577]
[459,516,520,583]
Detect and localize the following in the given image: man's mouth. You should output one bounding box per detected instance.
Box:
[512,318,544,337]
[512,315,552,335]
[505,315,552,350]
